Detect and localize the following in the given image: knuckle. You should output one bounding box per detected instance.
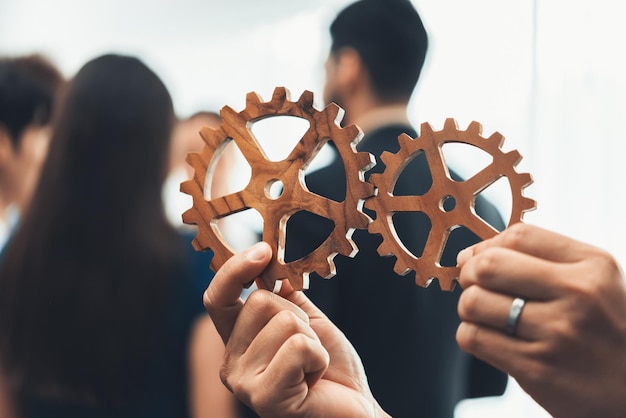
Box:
[456,322,481,354]
[219,362,235,393]
[245,289,277,311]
[473,250,499,281]
[458,286,482,321]
[285,332,314,352]
[273,309,305,333]
[592,250,622,280]
[501,223,529,249]
[549,318,577,344]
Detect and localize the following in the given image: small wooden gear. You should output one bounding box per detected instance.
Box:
[181,87,374,291]
[366,118,536,291]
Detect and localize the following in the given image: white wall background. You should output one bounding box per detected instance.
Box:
[3,1,626,416]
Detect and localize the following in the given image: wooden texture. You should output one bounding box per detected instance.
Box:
[366,118,536,291]
[181,87,374,291]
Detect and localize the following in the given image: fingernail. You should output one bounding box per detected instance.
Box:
[457,247,474,266]
[246,242,268,262]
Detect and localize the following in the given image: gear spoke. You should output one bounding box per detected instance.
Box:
[222,107,271,165]
[464,211,500,239]
[463,162,503,195]
[204,190,251,219]
[377,194,430,214]
[297,189,344,220]
[285,128,326,169]
[423,145,449,184]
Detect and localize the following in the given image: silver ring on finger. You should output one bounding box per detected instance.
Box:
[504,297,526,336]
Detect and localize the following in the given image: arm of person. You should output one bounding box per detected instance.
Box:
[188,313,238,418]
[456,223,626,418]
[203,242,389,418]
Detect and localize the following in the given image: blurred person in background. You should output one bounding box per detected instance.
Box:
[285,1,507,417]
[0,54,234,418]
[165,111,241,418]
[0,54,64,252]
[164,111,224,229]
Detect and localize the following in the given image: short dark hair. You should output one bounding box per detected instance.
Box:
[0,54,64,146]
[330,0,428,102]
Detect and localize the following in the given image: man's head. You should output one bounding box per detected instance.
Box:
[0,54,63,210]
[323,0,428,109]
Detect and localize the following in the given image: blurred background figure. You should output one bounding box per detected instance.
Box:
[0,54,64,252]
[0,54,234,418]
[164,111,223,229]
[165,109,259,256]
[284,1,507,417]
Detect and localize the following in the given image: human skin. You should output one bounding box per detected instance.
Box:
[203,242,389,418]
[203,223,626,418]
[456,223,626,418]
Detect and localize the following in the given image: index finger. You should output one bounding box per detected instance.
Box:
[204,241,273,343]
[458,223,597,267]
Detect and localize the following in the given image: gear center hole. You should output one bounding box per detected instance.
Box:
[265,179,284,200]
[440,195,456,212]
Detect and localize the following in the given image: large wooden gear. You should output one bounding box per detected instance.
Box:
[181,87,374,291]
[366,118,536,290]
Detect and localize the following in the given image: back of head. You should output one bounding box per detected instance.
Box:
[50,54,174,208]
[330,0,428,102]
[0,54,63,146]
[0,54,180,404]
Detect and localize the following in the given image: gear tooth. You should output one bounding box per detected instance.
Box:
[271,86,289,104]
[199,126,224,148]
[342,124,362,143]
[376,238,397,257]
[181,208,197,224]
[356,151,375,172]
[323,102,343,125]
[522,197,537,212]
[245,92,262,106]
[436,276,458,292]
[419,121,435,136]
[338,234,357,256]
[467,121,483,136]
[314,259,334,279]
[184,152,199,166]
[379,150,398,168]
[443,118,459,132]
[398,132,415,149]
[487,131,505,148]
[221,105,240,122]
[367,172,385,189]
[180,179,196,195]
[348,209,371,232]
[362,197,376,215]
[520,172,534,187]
[505,150,522,165]
[297,90,314,108]
[368,221,387,240]
[392,260,412,276]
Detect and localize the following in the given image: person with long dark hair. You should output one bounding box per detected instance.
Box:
[0,54,234,417]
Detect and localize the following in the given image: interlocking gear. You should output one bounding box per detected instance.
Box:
[365,118,536,291]
[181,87,374,291]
